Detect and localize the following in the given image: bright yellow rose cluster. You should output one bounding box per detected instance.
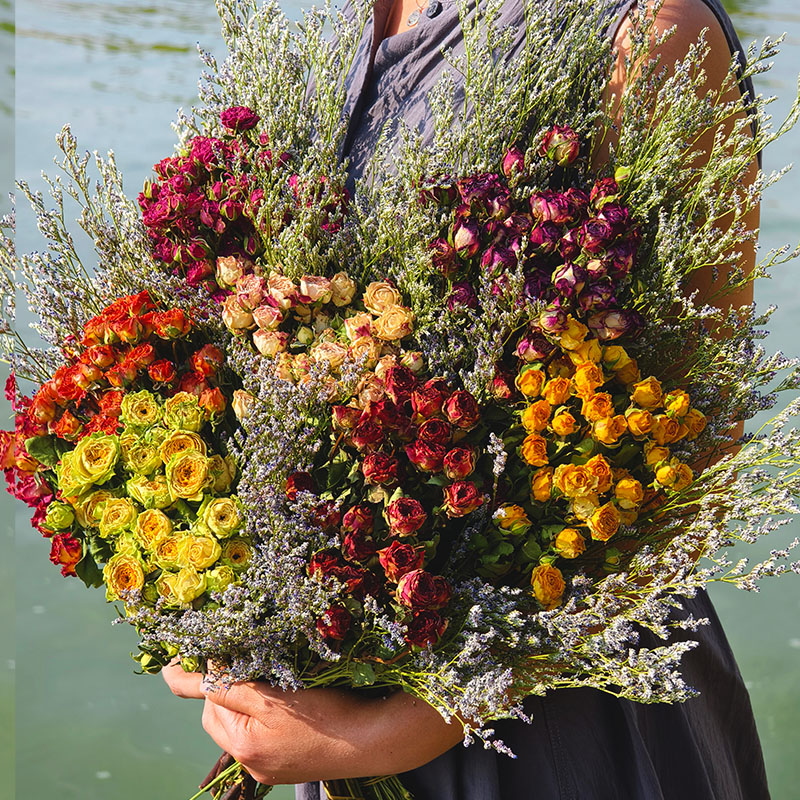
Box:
[49,390,251,609]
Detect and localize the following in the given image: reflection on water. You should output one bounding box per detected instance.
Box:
[8,1,800,799]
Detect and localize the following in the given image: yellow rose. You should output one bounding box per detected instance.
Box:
[495,504,532,535]
[208,454,237,494]
[120,390,163,429]
[615,478,644,509]
[309,340,348,369]
[592,415,628,446]
[631,376,662,409]
[644,443,670,468]
[553,464,594,498]
[588,502,621,541]
[616,359,641,387]
[163,392,206,432]
[521,400,551,433]
[221,538,253,572]
[348,336,382,369]
[674,462,694,492]
[542,376,572,406]
[581,392,614,422]
[74,489,114,528]
[573,362,605,398]
[570,493,600,520]
[267,272,298,310]
[619,508,639,526]
[177,534,222,571]
[663,389,691,417]
[135,508,173,549]
[99,498,138,538]
[206,565,237,594]
[554,528,586,559]
[330,271,357,307]
[516,367,546,398]
[159,430,207,465]
[121,437,161,475]
[156,571,179,602]
[602,345,633,371]
[165,451,210,501]
[626,408,654,438]
[651,415,688,446]
[71,433,121,487]
[104,553,145,601]
[531,564,566,610]
[364,281,402,315]
[559,317,589,351]
[153,535,183,570]
[567,338,603,365]
[551,410,578,437]
[127,474,172,509]
[373,306,415,341]
[172,566,208,605]
[343,312,374,342]
[201,496,242,538]
[520,434,549,467]
[585,454,613,494]
[530,467,554,502]
[684,408,707,440]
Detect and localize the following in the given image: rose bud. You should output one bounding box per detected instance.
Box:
[417,418,452,446]
[528,222,561,255]
[361,452,401,486]
[216,254,250,288]
[385,497,427,537]
[177,371,209,396]
[452,218,481,258]
[590,177,620,209]
[578,280,617,313]
[82,344,116,370]
[396,569,451,610]
[316,606,351,640]
[502,145,525,179]
[578,218,615,254]
[199,387,227,417]
[490,365,516,403]
[538,305,568,334]
[111,316,142,345]
[442,480,484,518]
[448,281,478,312]
[411,382,447,419]
[342,504,374,534]
[443,447,477,480]
[220,105,260,132]
[190,344,225,377]
[153,308,192,339]
[539,125,580,166]
[49,532,83,577]
[330,272,357,307]
[559,227,582,260]
[350,420,385,451]
[430,237,460,277]
[598,202,631,236]
[379,540,425,583]
[106,360,138,389]
[405,439,447,473]
[51,409,83,440]
[588,309,644,341]
[405,610,447,648]
[384,365,418,406]
[254,330,290,357]
[443,390,480,431]
[530,190,571,224]
[286,471,315,501]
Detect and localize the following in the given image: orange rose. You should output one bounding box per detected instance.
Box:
[520,434,549,466]
[553,463,594,498]
[542,376,572,406]
[588,502,621,541]
[592,414,628,445]
[531,467,554,502]
[551,410,578,437]
[651,415,688,446]
[554,527,586,559]
[684,408,707,440]
[521,400,551,433]
[626,408,654,437]
[531,564,566,609]
[516,367,546,398]
[582,392,614,422]
[630,376,662,408]
[573,362,605,398]
[585,454,613,494]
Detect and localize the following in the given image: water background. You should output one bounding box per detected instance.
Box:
[4,0,800,798]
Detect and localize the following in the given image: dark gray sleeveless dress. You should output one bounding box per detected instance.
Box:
[298,2,770,797]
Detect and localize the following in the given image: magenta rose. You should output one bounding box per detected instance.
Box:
[443,390,480,431]
[385,497,427,537]
[316,606,351,640]
[443,447,477,480]
[361,452,401,486]
[396,569,452,610]
[405,440,447,473]
[539,125,580,166]
[378,540,425,583]
[501,146,525,179]
[442,481,484,518]
[405,610,448,648]
[220,106,260,132]
[430,237,460,277]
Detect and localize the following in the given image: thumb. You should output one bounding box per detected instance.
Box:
[203,680,278,717]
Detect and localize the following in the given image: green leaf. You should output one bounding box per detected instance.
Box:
[350,662,376,686]
[75,550,104,588]
[521,537,542,561]
[24,435,62,468]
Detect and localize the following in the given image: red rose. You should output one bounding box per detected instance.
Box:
[384,365,418,405]
[49,533,83,577]
[342,504,374,534]
[0,431,14,470]
[396,569,451,610]
[350,420,384,451]
[286,471,315,501]
[405,610,447,648]
[111,316,143,345]
[51,410,83,441]
[98,390,124,418]
[491,364,516,402]
[443,447,477,480]
[178,371,210,397]
[332,405,362,430]
[316,606,351,641]
[338,565,381,599]
[127,342,157,368]
[361,452,400,486]
[148,359,177,384]
[199,387,227,417]
[190,344,226,377]
[312,500,342,531]
[404,440,446,474]
[372,399,410,433]
[442,481,484,518]
[341,528,377,562]
[443,390,480,431]
[151,308,192,339]
[385,497,427,537]
[411,380,448,418]
[106,360,138,388]
[81,345,116,369]
[308,550,340,579]
[378,540,425,583]
[417,418,452,446]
